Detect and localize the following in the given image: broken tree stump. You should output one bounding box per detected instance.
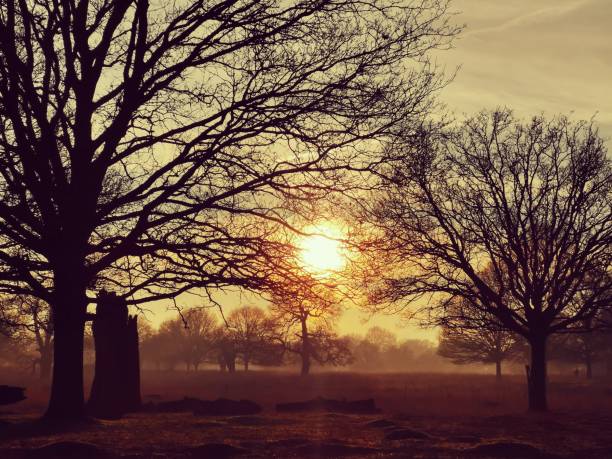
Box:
[87,290,141,419]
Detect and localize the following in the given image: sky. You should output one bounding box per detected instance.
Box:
[440,0,612,140]
[139,0,611,342]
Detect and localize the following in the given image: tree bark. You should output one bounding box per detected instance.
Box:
[45,299,87,420]
[300,318,311,376]
[495,359,502,380]
[527,334,548,411]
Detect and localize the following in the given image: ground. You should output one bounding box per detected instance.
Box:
[1,370,612,458]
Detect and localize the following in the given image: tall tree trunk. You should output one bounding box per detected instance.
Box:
[44,257,89,420]
[244,359,249,371]
[45,297,87,420]
[526,334,548,411]
[300,318,311,376]
[495,359,502,380]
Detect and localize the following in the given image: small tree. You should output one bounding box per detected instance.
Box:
[227,306,278,371]
[271,279,345,375]
[365,110,612,410]
[23,298,54,381]
[182,309,218,371]
[365,326,397,352]
[435,274,524,379]
[156,308,218,371]
[213,325,238,373]
[438,326,522,379]
[0,296,54,379]
[549,316,611,379]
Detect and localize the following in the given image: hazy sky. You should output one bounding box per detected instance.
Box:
[342,0,612,341]
[441,0,612,139]
[142,0,611,342]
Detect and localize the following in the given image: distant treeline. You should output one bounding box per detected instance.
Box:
[3,304,611,378]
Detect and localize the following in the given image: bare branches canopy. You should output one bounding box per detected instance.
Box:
[365,110,612,410]
[0,0,459,418]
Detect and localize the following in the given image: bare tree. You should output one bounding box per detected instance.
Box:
[181,308,218,371]
[270,278,348,375]
[438,326,522,379]
[435,269,524,379]
[227,305,278,371]
[213,325,238,373]
[365,326,397,352]
[155,308,217,371]
[0,0,459,418]
[0,296,53,379]
[22,298,54,381]
[364,110,612,410]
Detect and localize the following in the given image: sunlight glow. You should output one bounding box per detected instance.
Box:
[298,223,346,275]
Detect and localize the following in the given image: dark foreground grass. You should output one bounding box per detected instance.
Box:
[1,371,612,458]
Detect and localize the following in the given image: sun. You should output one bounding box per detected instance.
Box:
[298,223,346,275]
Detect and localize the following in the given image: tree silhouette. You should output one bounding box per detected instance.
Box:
[364,110,612,410]
[0,295,54,379]
[438,326,522,379]
[227,305,279,371]
[364,326,397,352]
[21,297,54,381]
[270,278,348,375]
[153,308,217,371]
[435,269,523,379]
[0,0,458,418]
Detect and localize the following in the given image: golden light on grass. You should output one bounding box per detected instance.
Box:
[298,223,346,275]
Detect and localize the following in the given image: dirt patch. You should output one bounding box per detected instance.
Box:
[365,419,397,429]
[266,437,311,448]
[447,435,481,443]
[225,416,292,426]
[189,443,248,458]
[25,441,114,459]
[294,441,379,457]
[385,428,430,440]
[144,397,261,416]
[467,441,553,458]
[276,397,379,414]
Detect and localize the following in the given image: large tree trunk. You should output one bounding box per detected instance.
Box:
[495,359,502,380]
[300,319,311,376]
[44,255,90,420]
[526,334,548,411]
[45,299,87,420]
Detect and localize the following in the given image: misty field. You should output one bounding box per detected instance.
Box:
[2,370,612,458]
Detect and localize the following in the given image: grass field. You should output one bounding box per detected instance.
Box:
[2,370,612,458]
